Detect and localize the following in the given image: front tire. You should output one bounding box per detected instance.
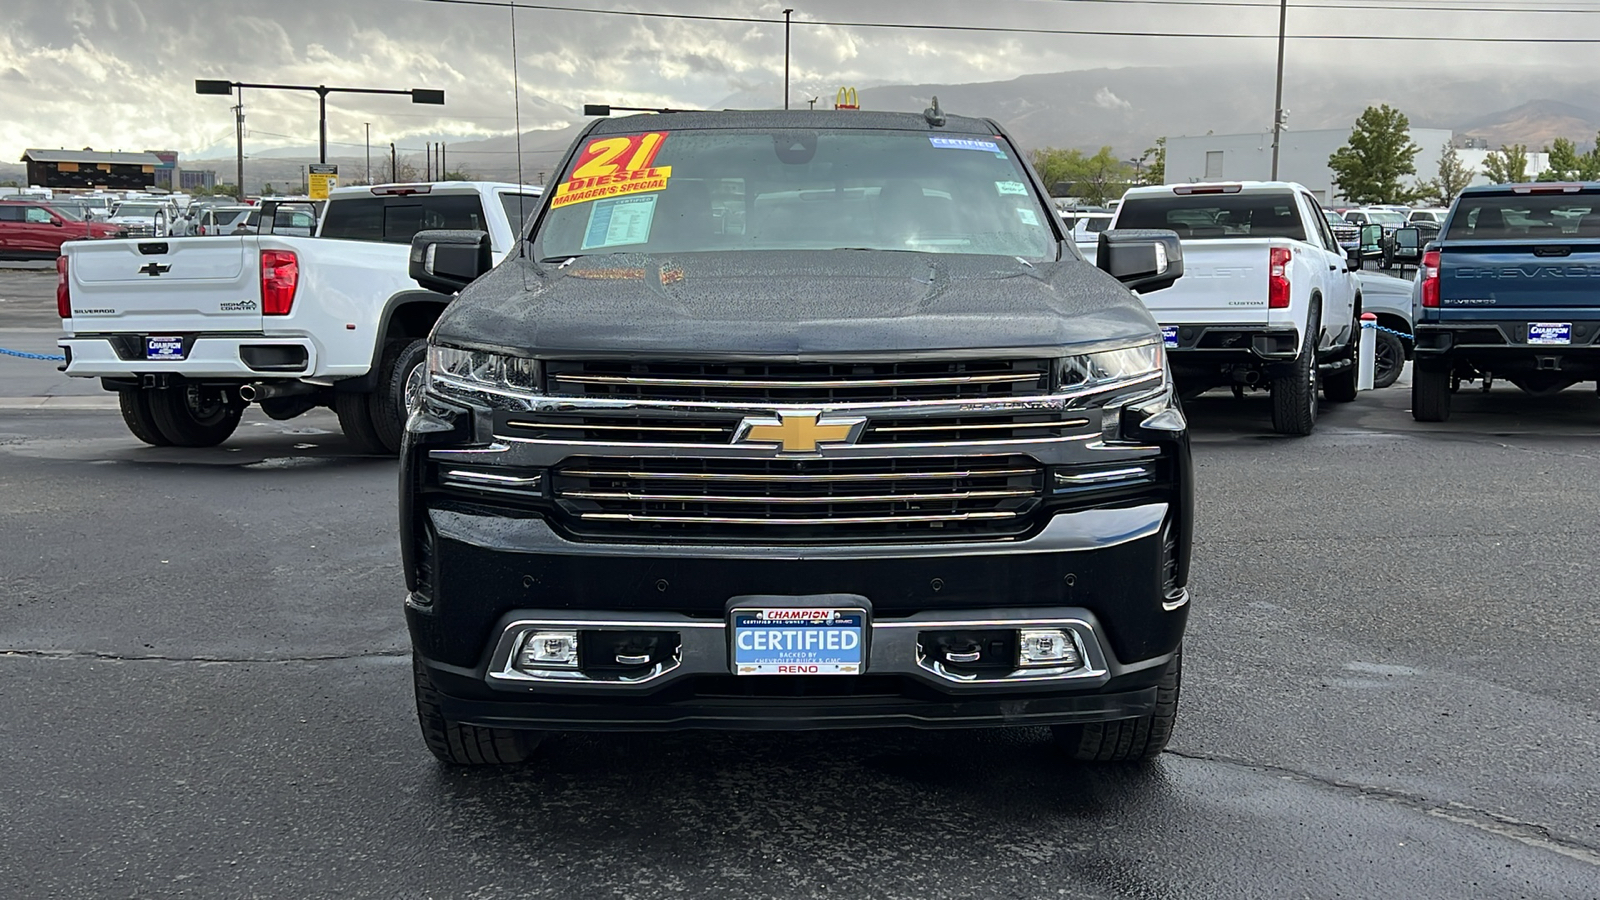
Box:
[1271,302,1320,435]
[148,385,242,447]
[414,653,543,766]
[370,339,428,454]
[117,388,172,446]
[1412,361,1452,421]
[1052,647,1181,763]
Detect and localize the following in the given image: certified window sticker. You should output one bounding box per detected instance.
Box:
[929,136,1002,155]
[581,195,659,250]
[995,180,1028,196]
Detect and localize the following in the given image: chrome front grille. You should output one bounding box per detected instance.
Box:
[496,410,1094,447]
[544,359,1052,403]
[551,455,1045,542]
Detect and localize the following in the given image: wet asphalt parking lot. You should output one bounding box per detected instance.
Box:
[2,266,1599,899]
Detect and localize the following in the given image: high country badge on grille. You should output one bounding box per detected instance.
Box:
[735,411,867,453]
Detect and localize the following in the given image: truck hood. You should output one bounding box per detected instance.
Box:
[433,249,1159,358]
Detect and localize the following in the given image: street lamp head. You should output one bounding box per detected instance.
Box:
[411,89,445,105]
[583,104,612,117]
[195,79,235,95]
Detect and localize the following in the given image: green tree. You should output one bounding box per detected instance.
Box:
[262,182,276,196]
[1027,146,1136,206]
[1428,143,1475,205]
[1140,137,1166,185]
[1539,138,1582,181]
[1482,144,1528,184]
[1328,104,1422,204]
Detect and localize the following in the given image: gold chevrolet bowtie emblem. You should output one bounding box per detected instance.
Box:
[739,412,865,453]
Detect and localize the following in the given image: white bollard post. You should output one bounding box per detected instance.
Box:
[1358,312,1377,391]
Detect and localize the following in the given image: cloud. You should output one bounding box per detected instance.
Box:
[1094,88,1131,111]
[0,0,1590,162]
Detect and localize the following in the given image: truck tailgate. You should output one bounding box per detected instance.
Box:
[1441,242,1600,313]
[1136,240,1270,324]
[63,237,261,333]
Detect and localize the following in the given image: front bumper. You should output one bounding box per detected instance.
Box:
[60,332,317,380]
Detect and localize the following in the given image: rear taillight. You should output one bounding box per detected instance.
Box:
[56,256,70,319]
[1420,250,1441,308]
[261,249,299,315]
[1268,246,1291,309]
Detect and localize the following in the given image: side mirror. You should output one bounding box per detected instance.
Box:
[1394,226,1421,251]
[1097,229,1184,294]
[51,218,64,227]
[1347,247,1363,269]
[411,229,492,294]
[1358,223,1383,255]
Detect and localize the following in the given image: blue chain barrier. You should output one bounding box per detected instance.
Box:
[0,347,67,361]
[1364,324,1415,341]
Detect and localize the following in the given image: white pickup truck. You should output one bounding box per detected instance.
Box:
[1110,181,1362,435]
[58,181,541,451]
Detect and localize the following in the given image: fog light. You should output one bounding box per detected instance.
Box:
[516,631,579,670]
[1019,630,1083,668]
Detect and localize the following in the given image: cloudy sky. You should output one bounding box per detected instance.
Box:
[4,0,1596,161]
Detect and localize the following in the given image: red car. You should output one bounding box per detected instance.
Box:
[0,199,126,260]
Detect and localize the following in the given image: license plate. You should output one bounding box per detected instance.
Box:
[1161,325,1179,349]
[146,336,183,359]
[1528,323,1571,345]
[731,608,865,675]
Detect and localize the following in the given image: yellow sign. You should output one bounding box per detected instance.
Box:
[308,164,338,200]
[835,87,859,110]
[739,412,865,453]
[551,132,672,209]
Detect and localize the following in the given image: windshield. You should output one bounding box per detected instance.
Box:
[49,204,85,222]
[115,204,165,217]
[1364,211,1406,225]
[1115,190,1306,240]
[1323,211,1346,227]
[1445,195,1599,240]
[535,128,1055,260]
[1079,216,1112,234]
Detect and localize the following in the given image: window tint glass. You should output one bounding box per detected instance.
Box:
[25,207,54,224]
[1116,191,1307,241]
[499,193,541,234]
[1446,195,1599,240]
[322,195,487,244]
[535,129,1055,260]
[0,206,24,222]
[319,197,384,241]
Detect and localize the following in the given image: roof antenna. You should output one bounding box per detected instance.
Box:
[924,95,946,128]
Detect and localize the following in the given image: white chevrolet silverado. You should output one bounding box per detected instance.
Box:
[57,181,541,451]
[1110,181,1362,435]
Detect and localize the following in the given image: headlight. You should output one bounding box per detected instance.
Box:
[1058,342,1163,392]
[428,345,541,393]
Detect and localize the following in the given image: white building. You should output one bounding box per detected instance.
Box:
[1163,128,1544,204]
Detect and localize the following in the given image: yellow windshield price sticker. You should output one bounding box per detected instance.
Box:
[552,131,672,208]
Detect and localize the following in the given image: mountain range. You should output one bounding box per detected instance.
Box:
[8,65,1600,189]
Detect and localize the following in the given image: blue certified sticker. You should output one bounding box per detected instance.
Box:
[1528,322,1571,345]
[1161,325,1180,349]
[929,136,1001,154]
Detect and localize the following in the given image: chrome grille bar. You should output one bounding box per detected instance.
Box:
[559,488,1036,504]
[870,418,1090,434]
[550,373,1042,389]
[579,511,1022,526]
[559,466,1038,482]
[505,420,730,434]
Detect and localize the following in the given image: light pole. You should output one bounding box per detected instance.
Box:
[364,122,371,184]
[196,79,444,164]
[1127,157,1144,185]
[1270,0,1288,180]
[233,86,245,201]
[783,8,794,110]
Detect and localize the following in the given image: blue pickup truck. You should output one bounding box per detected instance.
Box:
[1412,182,1600,421]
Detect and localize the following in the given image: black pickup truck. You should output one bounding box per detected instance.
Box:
[1413,182,1600,420]
[399,108,1193,765]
